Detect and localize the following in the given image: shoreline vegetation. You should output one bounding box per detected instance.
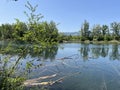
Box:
[1,19,120,45]
[62,40,120,44]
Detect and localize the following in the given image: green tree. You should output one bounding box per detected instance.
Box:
[0,24,13,40]
[23,1,44,43]
[92,24,102,41]
[110,22,120,40]
[101,25,110,41]
[41,21,59,43]
[101,25,109,36]
[80,20,90,40]
[12,19,28,42]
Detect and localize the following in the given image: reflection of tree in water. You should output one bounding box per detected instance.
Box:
[0,42,59,80]
[1,42,120,62]
[0,42,58,61]
[110,45,120,60]
[39,46,58,61]
[80,44,90,61]
[91,45,109,59]
[80,44,110,60]
[100,45,109,57]
[91,45,102,59]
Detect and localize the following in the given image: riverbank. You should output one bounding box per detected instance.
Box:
[63,40,120,44]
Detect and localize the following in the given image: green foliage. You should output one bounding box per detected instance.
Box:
[97,36,104,41]
[0,56,25,90]
[80,36,87,41]
[80,20,90,39]
[79,21,120,42]
[101,25,109,36]
[26,62,32,69]
[111,22,120,36]
[92,24,102,39]
[104,35,112,41]
[24,1,43,25]
[12,19,28,42]
[0,24,13,40]
[36,21,59,43]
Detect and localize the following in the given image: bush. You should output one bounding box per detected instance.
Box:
[97,36,104,41]
[114,36,120,41]
[0,53,26,90]
[104,35,113,41]
[80,37,87,41]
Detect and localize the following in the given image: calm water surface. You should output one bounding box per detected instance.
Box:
[1,43,120,90]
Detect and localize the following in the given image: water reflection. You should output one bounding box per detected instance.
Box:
[100,45,109,57]
[80,44,90,60]
[1,42,120,90]
[110,44,120,60]
[0,42,120,61]
[40,46,58,60]
[0,42,58,61]
[80,44,120,61]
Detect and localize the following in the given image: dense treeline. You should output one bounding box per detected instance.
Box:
[0,20,59,43]
[1,20,120,43]
[53,20,120,42]
[80,20,120,41]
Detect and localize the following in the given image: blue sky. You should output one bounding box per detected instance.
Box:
[0,0,120,32]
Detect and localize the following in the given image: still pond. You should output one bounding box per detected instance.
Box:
[1,43,120,90]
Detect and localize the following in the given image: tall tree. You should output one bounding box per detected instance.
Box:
[80,20,90,40]
[41,21,59,43]
[101,25,110,41]
[101,25,109,36]
[110,22,120,40]
[92,24,102,40]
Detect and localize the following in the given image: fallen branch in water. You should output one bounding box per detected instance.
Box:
[24,74,57,86]
[23,70,81,87]
[26,77,63,86]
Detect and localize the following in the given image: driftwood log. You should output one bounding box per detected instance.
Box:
[23,72,81,87]
[23,74,63,86]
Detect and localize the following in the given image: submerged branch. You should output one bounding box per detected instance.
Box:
[23,74,57,86]
[24,77,63,86]
[23,71,81,87]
